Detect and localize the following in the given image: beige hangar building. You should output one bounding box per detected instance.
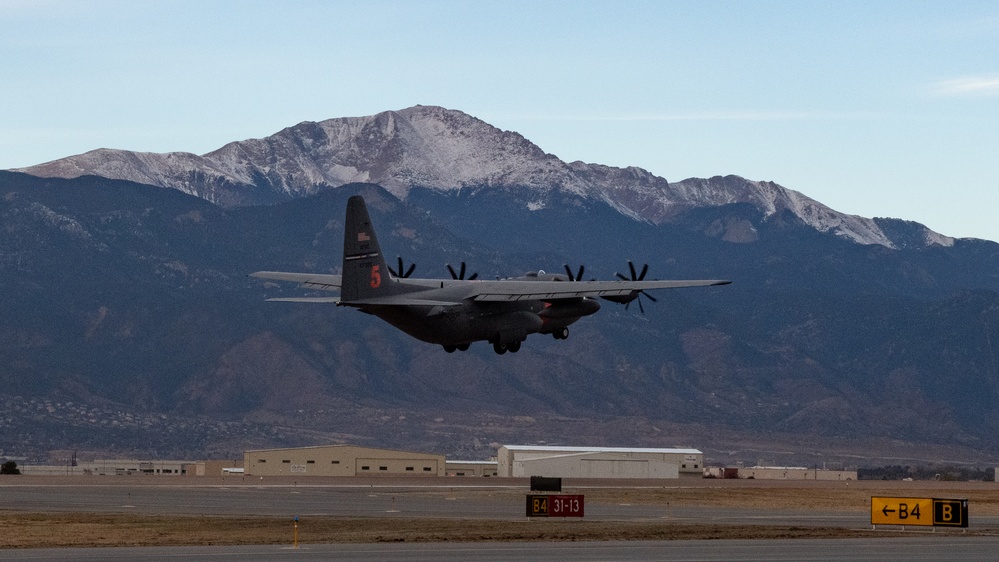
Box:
[497,445,703,479]
[244,445,445,477]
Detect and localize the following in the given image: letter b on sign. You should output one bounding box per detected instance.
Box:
[933,499,967,527]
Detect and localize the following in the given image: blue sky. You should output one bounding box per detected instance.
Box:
[3,1,998,240]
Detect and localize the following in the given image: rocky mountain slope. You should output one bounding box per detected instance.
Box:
[1,170,998,465]
[16,106,953,249]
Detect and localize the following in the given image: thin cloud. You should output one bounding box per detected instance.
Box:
[933,74,999,97]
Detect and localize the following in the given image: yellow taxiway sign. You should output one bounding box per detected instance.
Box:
[871,497,968,527]
[871,497,933,526]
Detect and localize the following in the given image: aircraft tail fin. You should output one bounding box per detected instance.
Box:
[341,195,404,302]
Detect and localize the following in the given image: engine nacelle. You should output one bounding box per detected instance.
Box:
[601,292,639,305]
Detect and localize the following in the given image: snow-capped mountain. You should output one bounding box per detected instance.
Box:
[15,105,953,249]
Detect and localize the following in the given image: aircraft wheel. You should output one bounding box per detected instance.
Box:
[508,341,521,353]
[493,342,507,355]
[443,345,456,353]
[457,343,470,351]
[559,327,569,339]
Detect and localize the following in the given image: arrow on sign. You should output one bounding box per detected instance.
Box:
[882,506,896,516]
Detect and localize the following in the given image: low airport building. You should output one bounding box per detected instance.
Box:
[244,445,445,477]
[497,445,703,479]
[445,460,499,477]
[705,466,857,480]
[187,460,242,477]
[18,459,196,476]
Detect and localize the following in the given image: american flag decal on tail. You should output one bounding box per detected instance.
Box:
[357,232,370,242]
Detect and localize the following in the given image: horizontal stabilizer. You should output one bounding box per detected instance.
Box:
[250,271,342,291]
[265,297,341,303]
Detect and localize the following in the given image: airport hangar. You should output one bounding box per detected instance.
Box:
[243,445,702,479]
[497,445,703,479]
[244,445,446,477]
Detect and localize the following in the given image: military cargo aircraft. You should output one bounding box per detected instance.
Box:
[252,195,730,354]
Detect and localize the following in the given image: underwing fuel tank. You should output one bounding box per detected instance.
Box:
[539,298,601,319]
[488,310,544,344]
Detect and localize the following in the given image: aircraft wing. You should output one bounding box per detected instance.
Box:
[251,269,730,305]
[469,279,731,302]
[250,271,342,292]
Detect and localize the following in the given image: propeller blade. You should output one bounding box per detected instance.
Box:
[611,261,658,314]
[390,256,417,278]
[447,261,477,280]
[563,264,586,281]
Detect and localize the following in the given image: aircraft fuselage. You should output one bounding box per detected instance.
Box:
[356,296,600,346]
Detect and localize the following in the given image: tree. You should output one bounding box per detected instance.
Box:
[0,461,21,475]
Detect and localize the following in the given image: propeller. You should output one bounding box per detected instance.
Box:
[612,260,658,314]
[388,256,416,278]
[447,261,478,280]
[563,264,586,281]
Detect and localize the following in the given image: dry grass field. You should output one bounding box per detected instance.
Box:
[0,513,887,549]
[576,479,999,514]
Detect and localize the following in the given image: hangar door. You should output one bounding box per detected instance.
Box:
[582,459,650,478]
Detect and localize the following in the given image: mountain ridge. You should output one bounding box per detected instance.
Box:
[2,171,998,465]
[14,105,954,249]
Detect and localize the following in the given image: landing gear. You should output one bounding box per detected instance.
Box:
[443,344,456,353]
[444,343,471,353]
[457,343,470,351]
[552,327,569,340]
[492,341,522,354]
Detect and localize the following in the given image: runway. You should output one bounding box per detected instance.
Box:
[5,537,999,561]
[0,481,864,527]
[4,478,997,528]
[3,477,998,560]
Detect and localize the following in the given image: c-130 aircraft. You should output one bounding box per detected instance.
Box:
[252,195,730,355]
